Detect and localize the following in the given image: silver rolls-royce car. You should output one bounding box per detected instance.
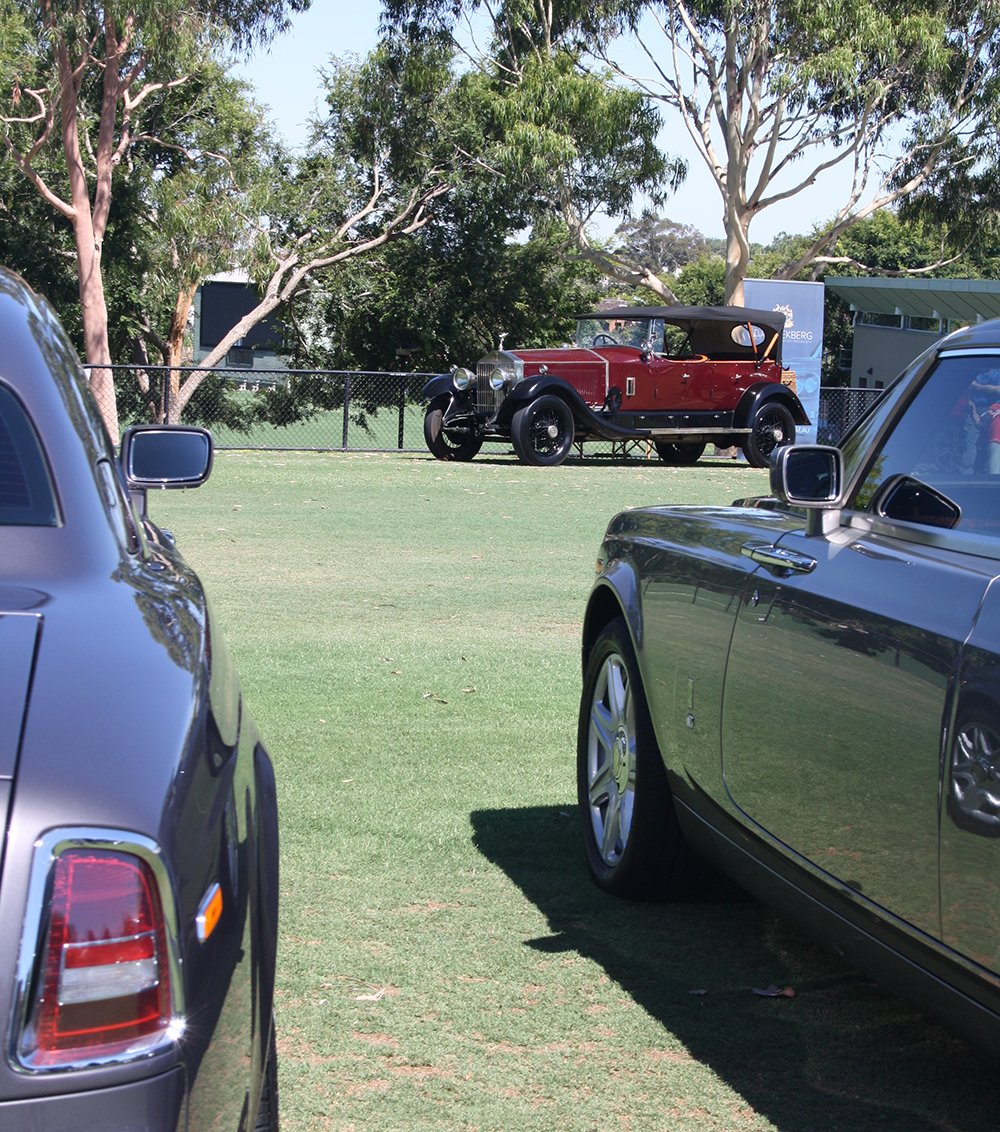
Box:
[0,267,279,1129]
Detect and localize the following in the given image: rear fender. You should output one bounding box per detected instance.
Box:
[734,383,810,427]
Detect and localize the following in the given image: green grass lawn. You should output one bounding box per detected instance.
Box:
[152,451,995,1131]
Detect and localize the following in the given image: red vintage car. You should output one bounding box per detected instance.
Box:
[421,305,808,467]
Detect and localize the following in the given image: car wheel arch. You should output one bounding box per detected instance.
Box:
[583,571,643,669]
[734,382,809,428]
[498,376,591,427]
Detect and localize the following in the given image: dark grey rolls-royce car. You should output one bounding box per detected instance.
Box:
[578,315,1000,1049]
[0,268,278,1129]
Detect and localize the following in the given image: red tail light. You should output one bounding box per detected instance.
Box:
[21,849,175,1068]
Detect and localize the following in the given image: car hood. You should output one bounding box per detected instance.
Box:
[496,347,606,366]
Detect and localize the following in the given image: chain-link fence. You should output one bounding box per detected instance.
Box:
[113,365,885,454]
[113,366,436,452]
[816,386,885,446]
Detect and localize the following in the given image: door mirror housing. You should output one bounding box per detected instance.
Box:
[769,444,843,507]
[121,426,213,490]
[769,444,844,536]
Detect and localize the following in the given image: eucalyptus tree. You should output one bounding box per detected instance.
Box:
[382,0,685,299]
[123,64,285,423]
[161,41,481,423]
[387,0,1000,305]
[0,0,308,439]
[603,0,1000,302]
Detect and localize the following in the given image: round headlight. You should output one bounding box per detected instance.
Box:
[488,367,506,390]
[452,366,474,391]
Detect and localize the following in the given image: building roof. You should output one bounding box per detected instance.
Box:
[824,277,1000,324]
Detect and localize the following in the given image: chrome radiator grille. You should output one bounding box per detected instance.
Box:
[475,362,505,415]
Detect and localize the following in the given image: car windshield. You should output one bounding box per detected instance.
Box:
[0,384,58,526]
[575,316,662,352]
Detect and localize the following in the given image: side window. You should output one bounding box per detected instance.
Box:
[851,355,1000,537]
[0,385,59,527]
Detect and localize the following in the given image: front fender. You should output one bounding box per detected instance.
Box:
[582,563,643,674]
[498,375,597,425]
[499,377,643,441]
[735,382,810,427]
[420,374,457,402]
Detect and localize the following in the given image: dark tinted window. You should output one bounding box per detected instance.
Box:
[0,385,58,526]
[851,354,1000,538]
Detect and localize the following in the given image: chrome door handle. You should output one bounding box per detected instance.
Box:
[741,541,817,575]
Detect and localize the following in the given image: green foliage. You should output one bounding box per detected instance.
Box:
[0,0,309,434]
[673,256,726,306]
[614,215,712,275]
[380,0,682,246]
[285,219,604,372]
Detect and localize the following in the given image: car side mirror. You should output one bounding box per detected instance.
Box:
[769,445,844,535]
[874,474,961,530]
[121,426,213,490]
[770,444,843,505]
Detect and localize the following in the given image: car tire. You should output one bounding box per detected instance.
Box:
[654,441,706,465]
[577,617,700,899]
[742,402,795,467]
[423,396,483,461]
[254,1022,279,1132]
[510,395,575,466]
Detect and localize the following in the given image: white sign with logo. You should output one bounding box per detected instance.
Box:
[744,279,824,446]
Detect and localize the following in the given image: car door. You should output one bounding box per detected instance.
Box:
[721,346,1000,947]
[626,353,696,412]
[941,581,1000,972]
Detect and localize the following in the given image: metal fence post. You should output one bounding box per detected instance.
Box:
[397,378,406,450]
[342,374,351,450]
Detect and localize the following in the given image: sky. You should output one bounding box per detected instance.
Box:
[234,3,850,245]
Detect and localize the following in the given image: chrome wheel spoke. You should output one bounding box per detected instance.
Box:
[601,788,624,860]
[586,651,636,865]
[588,754,614,808]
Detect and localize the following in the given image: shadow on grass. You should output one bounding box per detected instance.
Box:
[471,804,994,1132]
[413,449,759,470]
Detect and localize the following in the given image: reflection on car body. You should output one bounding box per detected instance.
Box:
[578,316,1000,1049]
[0,268,278,1129]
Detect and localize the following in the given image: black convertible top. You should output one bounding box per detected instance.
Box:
[579,304,787,362]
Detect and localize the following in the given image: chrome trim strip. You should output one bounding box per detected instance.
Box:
[9,826,186,1074]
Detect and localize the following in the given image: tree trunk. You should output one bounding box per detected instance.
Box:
[165,282,197,423]
[74,219,118,442]
[57,34,119,442]
[723,205,751,307]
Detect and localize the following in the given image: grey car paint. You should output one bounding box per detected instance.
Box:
[0,268,278,1127]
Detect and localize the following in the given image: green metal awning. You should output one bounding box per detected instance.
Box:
[824,277,1000,324]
